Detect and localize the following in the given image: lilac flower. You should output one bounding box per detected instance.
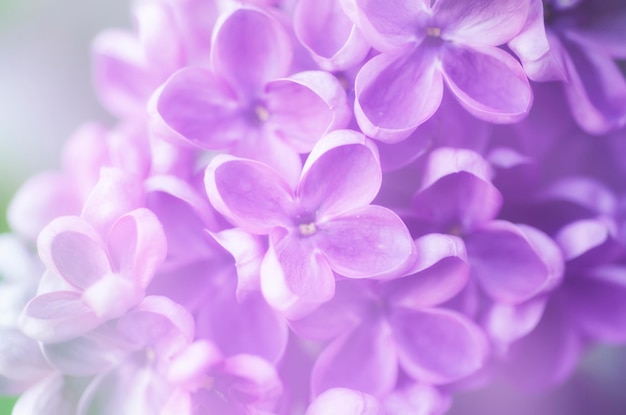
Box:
[205,130,415,318]
[292,233,487,396]
[20,206,166,342]
[151,6,351,183]
[343,0,533,142]
[509,0,626,134]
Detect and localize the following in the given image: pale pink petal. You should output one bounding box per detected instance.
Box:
[260,229,335,320]
[107,208,167,289]
[13,375,87,415]
[306,388,383,415]
[81,168,145,237]
[37,216,110,290]
[20,291,102,343]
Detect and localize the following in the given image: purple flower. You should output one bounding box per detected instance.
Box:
[205,130,415,318]
[151,6,351,184]
[509,0,626,134]
[343,0,533,142]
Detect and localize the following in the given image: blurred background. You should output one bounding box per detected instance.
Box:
[1,1,626,414]
[0,0,128,232]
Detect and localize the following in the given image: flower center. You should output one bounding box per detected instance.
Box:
[298,222,317,236]
[254,103,270,123]
[426,26,441,37]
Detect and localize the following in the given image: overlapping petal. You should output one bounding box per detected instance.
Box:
[205,155,295,234]
[315,205,415,279]
[440,43,532,123]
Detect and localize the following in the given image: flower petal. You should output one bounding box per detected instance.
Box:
[312,316,398,397]
[205,155,295,234]
[13,375,87,415]
[341,0,426,52]
[466,221,564,304]
[107,208,167,289]
[298,132,381,218]
[294,0,371,71]
[211,7,292,97]
[434,0,529,46]
[260,229,335,320]
[37,216,110,290]
[20,291,102,343]
[265,71,351,153]
[390,307,489,384]
[316,205,415,279]
[355,46,443,142]
[306,388,383,415]
[441,44,532,123]
[151,66,245,149]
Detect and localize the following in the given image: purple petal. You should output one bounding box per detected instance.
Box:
[434,0,529,46]
[265,71,351,153]
[383,234,469,308]
[562,266,626,342]
[343,0,426,52]
[289,279,372,341]
[211,8,292,97]
[196,288,288,364]
[306,388,383,415]
[260,229,335,320]
[413,148,502,232]
[205,155,295,234]
[20,291,102,343]
[151,67,246,149]
[503,303,582,391]
[560,36,626,134]
[355,46,443,143]
[115,296,194,357]
[508,2,568,82]
[217,354,283,405]
[483,296,548,345]
[390,307,489,384]
[441,44,532,123]
[312,316,398,397]
[298,131,381,218]
[316,205,415,279]
[37,216,110,290]
[294,0,370,70]
[466,221,564,304]
[91,29,154,117]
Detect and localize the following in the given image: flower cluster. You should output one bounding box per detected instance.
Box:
[1,0,626,413]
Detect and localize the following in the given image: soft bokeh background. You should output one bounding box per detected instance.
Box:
[0,1,625,414]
